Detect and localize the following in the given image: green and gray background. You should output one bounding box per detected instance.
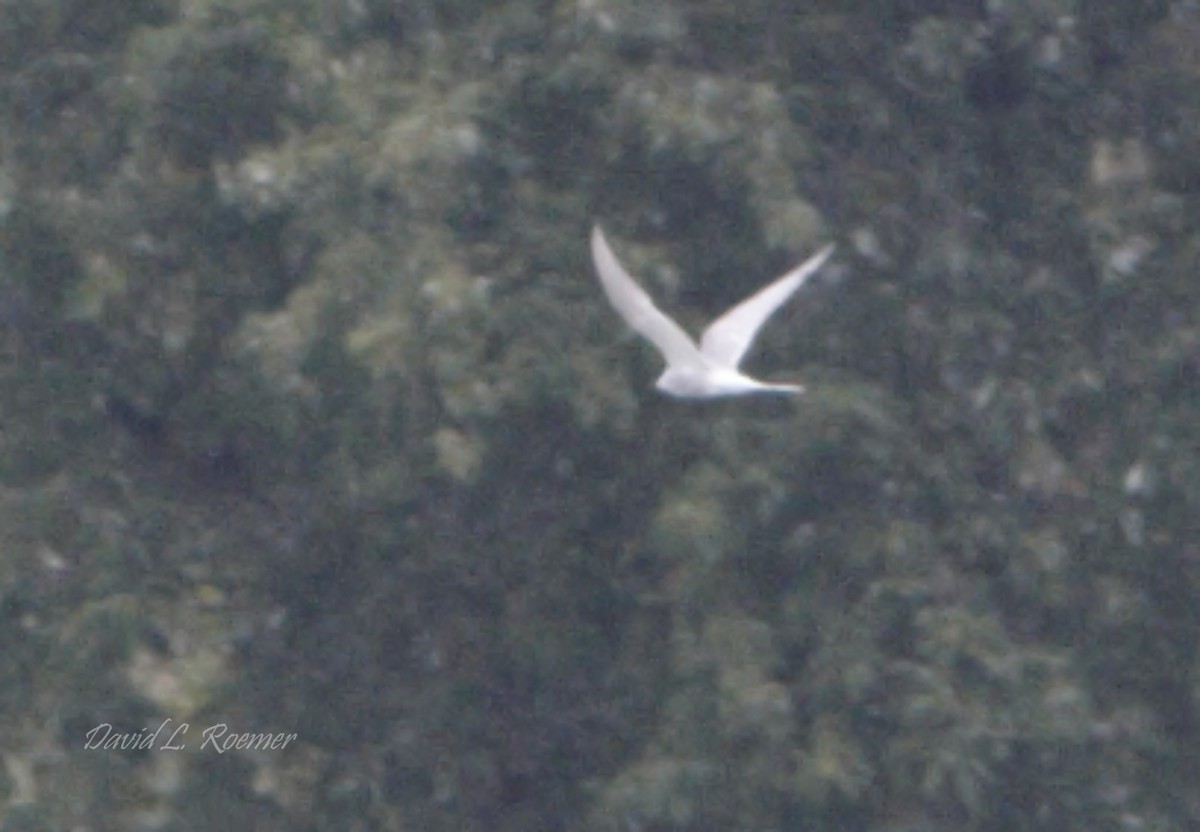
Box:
[2,0,1199,829]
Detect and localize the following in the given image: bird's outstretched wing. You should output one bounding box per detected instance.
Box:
[590,226,706,370]
[700,243,834,369]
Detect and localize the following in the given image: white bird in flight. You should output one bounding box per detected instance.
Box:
[590,225,835,398]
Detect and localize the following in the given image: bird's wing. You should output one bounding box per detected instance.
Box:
[699,243,834,368]
[591,226,706,370]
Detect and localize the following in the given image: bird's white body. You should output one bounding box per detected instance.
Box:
[654,363,803,398]
[589,226,834,399]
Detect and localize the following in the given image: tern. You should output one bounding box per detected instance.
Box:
[589,225,834,398]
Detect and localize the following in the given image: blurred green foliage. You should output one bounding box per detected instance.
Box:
[1,0,1199,830]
